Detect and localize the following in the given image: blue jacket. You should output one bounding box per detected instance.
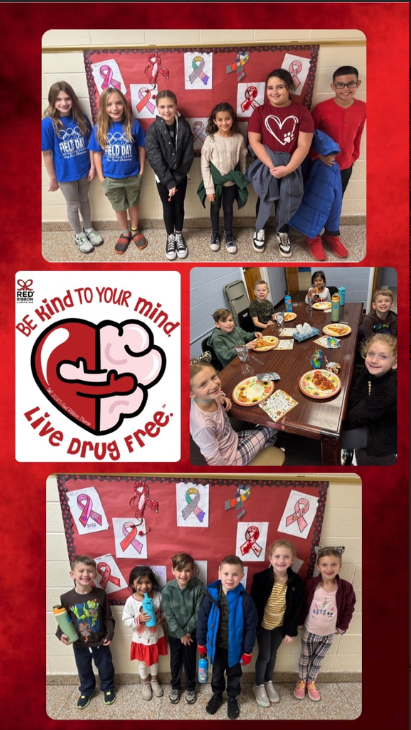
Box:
[289,130,342,238]
[196,579,258,667]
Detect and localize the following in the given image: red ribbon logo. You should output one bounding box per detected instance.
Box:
[17,279,33,291]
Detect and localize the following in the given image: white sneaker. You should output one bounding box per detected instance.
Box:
[75,232,94,254]
[264,681,280,703]
[253,684,270,708]
[84,227,104,246]
[276,232,292,257]
[253,229,265,253]
[224,233,238,254]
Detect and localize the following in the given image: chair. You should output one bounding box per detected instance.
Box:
[247,446,286,466]
[237,307,256,333]
[328,286,338,297]
[201,337,223,371]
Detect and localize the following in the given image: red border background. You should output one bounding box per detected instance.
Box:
[0,3,409,730]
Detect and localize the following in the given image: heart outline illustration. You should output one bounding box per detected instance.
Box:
[30,318,166,436]
[264,115,299,146]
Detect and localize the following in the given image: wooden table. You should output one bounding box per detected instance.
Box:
[218,301,363,465]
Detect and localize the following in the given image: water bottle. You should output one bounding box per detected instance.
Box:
[53,605,79,643]
[338,287,346,305]
[331,293,340,322]
[198,655,208,683]
[142,594,157,627]
[284,290,292,313]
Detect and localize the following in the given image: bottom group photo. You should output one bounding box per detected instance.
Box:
[46,473,361,722]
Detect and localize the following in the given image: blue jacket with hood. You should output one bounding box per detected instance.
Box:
[196,579,258,667]
[289,130,342,238]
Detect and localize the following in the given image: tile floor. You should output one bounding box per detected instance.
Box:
[47,680,361,721]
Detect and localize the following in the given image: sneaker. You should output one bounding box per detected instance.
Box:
[84,227,104,246]
[175,232,188,259]
[224,232,238,254]
[142,681,153,701]
[227,696,240,720]
[306,236,326,261]
[165,233,177,260]
[307,681,321,701]
[75,232,94,254]
[115,231,132,254]
[77,693,93,709]
[294,680,306,700]
[253,684,270,708]
[206,694,222,715]
[185,690,196,704]
[209,232,221,252]
[169,689,180,704]
[264,681,280,704]
[322,234,348,258]
[276,232,292,258]
[150,679,164,697]
[253,229,265,253]
[103,689,116,705]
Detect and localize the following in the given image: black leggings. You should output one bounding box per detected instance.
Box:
[156,176,188,235]
[210,185,237,235]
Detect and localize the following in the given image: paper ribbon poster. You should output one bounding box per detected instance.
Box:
[130,84,158,119]
[93,553,127,595]
[150,565,167,588]
[277,489,319,539]
[184,52,213,89]
[91,59,127,95]
[113,517,148,559]
[176,482,209,528]
[236,522,268,562]
[237,81,265,117]
[67,487,109,535]
[226,51,250,82]
[144,52,169,84]
[281,53,311,97]
[291,558,304,574]
[193,559,207,586]
[187,118,208,151]
[225,485,251,520]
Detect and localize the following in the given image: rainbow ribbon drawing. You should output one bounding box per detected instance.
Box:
[241,85,260,113]
[289,60,303,90]
[240,526,262,557]
[77,494,102,527]
[226,51,249,81]
[182,487,205,523]
[145,53,169,83]
[136,87,156,114]
[192,121,206,143]
[120,522,143,553]
[96,562,121,590]
[189,56,209,85]
[225,486,251,520]
[285,498,309,532]
[100,65,121,90]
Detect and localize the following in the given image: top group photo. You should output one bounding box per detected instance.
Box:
[41,28,366,264]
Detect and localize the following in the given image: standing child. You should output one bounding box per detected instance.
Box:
[198,103,248,255]
[55,555,116,709]
[197,555,258,719]
[249,280,277,329]
[295,546,356,702]
[161,553,204,705]
[88,88,147,255]
[42,81,104,254]
[122,566,167,701]
[247,69,314,256]
[305,271,332,304]
[207,308,261,368]
[145,90,194,260]
[308,65,366,259]
[362,289,397,338]
[250,540,303,707]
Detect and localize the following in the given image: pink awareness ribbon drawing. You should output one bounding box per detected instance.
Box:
[136,87,156,115]
[226,51,249,81]
[225,486,251,520]
[289,60,303,90]
[192,121,206,143]
[120,522,143,554]
[240,526,263,557]
[131,482,159,519]
[241,86,260,113]
[145,53,169,84]
[99,65,122,91]
[77,494,103,527]
[188,56,209,85]
[181,487,206,523]
[285,498,310,532]
[96,562,121,590]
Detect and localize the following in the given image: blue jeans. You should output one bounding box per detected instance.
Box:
[73,644,115,695]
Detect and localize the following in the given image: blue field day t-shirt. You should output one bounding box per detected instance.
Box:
[88,119,146,178]
[41,114,92,183]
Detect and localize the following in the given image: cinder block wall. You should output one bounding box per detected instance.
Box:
[42,29,366,227]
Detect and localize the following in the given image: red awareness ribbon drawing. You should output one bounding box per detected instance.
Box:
[99,65,122,91]
[96,562,121,590]
[241,86,260,113]
[240,526,262,557]
[289,60,303,90]
[181,487,206,522]
[120,521,143,553]
[192,121,206,143]
[189,56,209,85]
[226,51,249,81]
[130,481,159,519]
[136,87,156,114]
[17,279,33,291]
[285,498,309,532]
[77,494,103,527]
[225,486,251,520]
[145,53,169,84]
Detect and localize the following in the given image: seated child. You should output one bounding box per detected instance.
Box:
[294,546,355,702]
[362,289,397,338]
[55,555,116,709]
[161,553,204,705]
[207,308,261,367]
[190,354,277,466]
[197,555,258,720]
[249,280,277,329]
[305,270,331,303]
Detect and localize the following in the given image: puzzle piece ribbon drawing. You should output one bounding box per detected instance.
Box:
[224,486,251,519]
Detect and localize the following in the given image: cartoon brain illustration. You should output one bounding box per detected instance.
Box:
[31,318,166,435]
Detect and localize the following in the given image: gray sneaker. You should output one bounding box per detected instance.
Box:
[169,688,180,704]
[253,684,270,708]
[185,690,196,704]
[75,232,94,254]
[264,681,280,703]
[84,227,104,246]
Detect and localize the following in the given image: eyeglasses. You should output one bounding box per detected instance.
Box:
[334,81,359,89]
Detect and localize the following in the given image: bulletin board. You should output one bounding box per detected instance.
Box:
[83,44,319,143]
[57,475,328,605]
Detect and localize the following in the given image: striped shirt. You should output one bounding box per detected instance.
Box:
[261,581,287,630]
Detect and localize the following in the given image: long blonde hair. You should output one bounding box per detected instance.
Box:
[43,81,89,137]
[96,88,134,149]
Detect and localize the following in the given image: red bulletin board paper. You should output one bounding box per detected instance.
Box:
[58,475,328,603]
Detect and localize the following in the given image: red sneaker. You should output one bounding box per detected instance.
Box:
[307,681,321,701]
[306,236,326,261]
[321,234,348,258]
[294,680,306,700]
